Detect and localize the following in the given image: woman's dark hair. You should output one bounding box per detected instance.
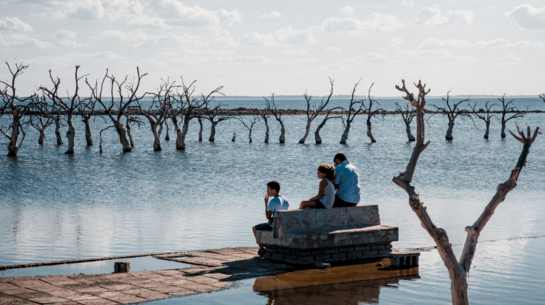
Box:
[318,164,335,181]
[267,181,281,193]
[334,153,347,163]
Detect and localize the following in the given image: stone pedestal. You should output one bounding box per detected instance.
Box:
[114,262,130,273]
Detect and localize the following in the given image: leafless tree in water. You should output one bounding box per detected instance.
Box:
[30,97,55,145]
[299,79,334,144]
[264,94,285,143]
[40,65,88,154]
[498,94,524,139]
[364,83,385,143]
[340,79,365,144]
[78,93,98,146]
[393,79,540,305]
[314,107,341,144]
[86,67,147,152]
[395,102,416,141]
[431,91,470,140]
[202,103,232,142]
[260,113,270,143]
[197,117,204,141]
[140,79,176,151]
[468,101,497,139]
[0,63,35,156]
[238,114,260,143]
[124,114,144,147]
[540,94,544,103]
[52,107,64,145]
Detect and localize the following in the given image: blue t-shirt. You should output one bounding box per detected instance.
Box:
[334,160,361,204]
[267,195,289,226]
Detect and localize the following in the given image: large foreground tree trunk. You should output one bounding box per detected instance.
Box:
[446,119,455,140]
[65,113,76,154]
[83,117,93,146]
[366,120,376,143]
[299,121,311,144]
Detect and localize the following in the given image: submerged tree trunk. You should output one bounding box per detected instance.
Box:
[340,124,351,144]
[38,129,46,145]
[151,123,161,151]
[83,117,93,146]
[405,123,415,141]
[209,122,217,142]
[126,119,136,147]
[484,120,490,139]
[263,118,269,143]
[55,118,63,145]
[248,130,253,143]
[366,120,376,143]
[7,119,20,156]
[279,122,285,144]
[198,118,203,142]
[501,122,506,139]
[179,121,189,150]
[299,121,312,144]
[446,119,455,140]
[65,113,76,154]
[115,122,132,152]
[164,119,170,141]
[231,131,236,142]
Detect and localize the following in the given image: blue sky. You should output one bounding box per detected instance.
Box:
[1,0,544,97]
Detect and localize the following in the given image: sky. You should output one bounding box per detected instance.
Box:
[0,0,544,97]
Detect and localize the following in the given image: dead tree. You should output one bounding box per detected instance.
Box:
[498,94,524,139]
[168,78,223,150]
[203,104,233,142]
[314,107,341,144]
[86,68,147,152]
[540,94,544,103]
[40,65,88,154]
[264,94,285,143]
[78,95,98,146]
[140,79,176,151]
[197,117,204,141]
[395,102,416,141]
[393,79,540,305]
[164,119,170,141]
[468,101,497,139]
[299,79,334,144]
[260,113,270,143]
[340,79,365,144]
[0,63,34,156]
[432,91,470,140]
[30,98,55,144]
[364,83,385,143]
[238,114,260,143]
[53,108,64,145]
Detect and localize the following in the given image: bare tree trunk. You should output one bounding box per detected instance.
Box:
[299,121,311,144]
[158,121,163,137]
[164,119,170,141]
[231,131,236,142]
[198,118,203,142]
[446,119,455,140]
[340,124,350,144]
[366,120,376,143]
[405,123,415,141]
[55,118,63,145]
[65,113,76,154]
[83,117,93,146]
[151,123,161,151]
[248,130,253,143]
[484,120,490,139]
[7,119,20,156]
[263,117,269,143]
[38,129,46,145]
[179,121,189,150]
[115,122,132,152]
[501,122,506,138]
[209,122,217,142]
[126,119,136,147]
[279,122,285,144]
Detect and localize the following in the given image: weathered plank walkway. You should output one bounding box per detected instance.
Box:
[0,247,297,305]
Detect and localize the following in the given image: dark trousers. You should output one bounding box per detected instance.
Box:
[333,194,358,208]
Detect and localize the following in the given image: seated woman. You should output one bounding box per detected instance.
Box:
[299,164,336,209]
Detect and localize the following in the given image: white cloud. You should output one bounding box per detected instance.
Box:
[506,5,545,29]
[492,54,523,68]
[279,49,306,55]
[261,11,281,18]
[419,38,471,49]
[355,53,394,63]
[102,29,201,48]
[53,29,76,39]
[390,37,406,44]
[340,6,354,14]
[56,39,88,48]
[416,7,473,26]
[102,29,148,41]
[324,47,342,53]
[147,0,242,27]
[240,26,315,46]
[474,38,513,47]
[0,33,53,48]
[402,0,414,7]
[0,17,33,31]
[322,13,403,33]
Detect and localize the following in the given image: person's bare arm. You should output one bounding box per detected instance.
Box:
[309,180,327,201]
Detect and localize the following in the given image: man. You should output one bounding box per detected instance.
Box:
[252,180,290,256]
[333,153,361,207]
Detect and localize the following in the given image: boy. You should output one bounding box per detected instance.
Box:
[252,181,290,256]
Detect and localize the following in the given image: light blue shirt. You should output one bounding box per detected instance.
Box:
[334,160,361,204]
[267,195,289,226]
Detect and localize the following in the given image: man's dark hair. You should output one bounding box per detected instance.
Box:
[267,181,281,193]
[334,153,347,162]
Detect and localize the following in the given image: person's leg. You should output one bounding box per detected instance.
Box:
[333,194,358,208]
[252,226,264,249]
[299,200,317,209]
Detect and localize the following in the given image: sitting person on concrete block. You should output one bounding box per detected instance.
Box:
[252,180,290,256]
[299,164,336,209]
[333,153,361,207]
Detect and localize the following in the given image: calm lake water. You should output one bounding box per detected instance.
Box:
[1,97,544,304]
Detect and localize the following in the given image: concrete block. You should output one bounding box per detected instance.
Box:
[322,248,339,254]
[331,253,347,260]
[314,254,331,261]
[114,262,130,273]
[354,246,370,251]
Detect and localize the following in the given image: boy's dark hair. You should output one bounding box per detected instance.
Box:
[267,181,281,193]
[334,153,347,162]
[318,164,335,181]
